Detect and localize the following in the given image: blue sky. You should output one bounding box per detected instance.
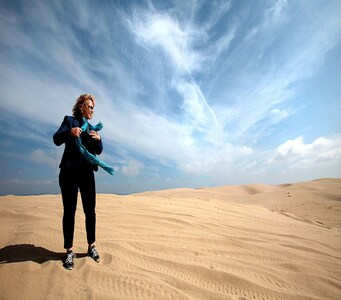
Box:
[0,0,340,195]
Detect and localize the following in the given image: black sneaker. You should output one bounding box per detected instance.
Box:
[63,251,76,270]
[87,245,100,263]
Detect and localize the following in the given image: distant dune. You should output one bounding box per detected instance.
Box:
[1,178,340,299]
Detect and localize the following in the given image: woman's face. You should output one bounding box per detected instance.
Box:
[82,100,95,119]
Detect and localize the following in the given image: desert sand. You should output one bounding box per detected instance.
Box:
[0,178,340,299]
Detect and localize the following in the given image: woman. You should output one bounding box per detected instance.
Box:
[53,94,102,270]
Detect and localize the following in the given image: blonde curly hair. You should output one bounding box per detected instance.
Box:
[72,94,96,116]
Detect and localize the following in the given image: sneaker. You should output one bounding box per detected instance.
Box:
[87,245,100,263]
[63,250,76,270]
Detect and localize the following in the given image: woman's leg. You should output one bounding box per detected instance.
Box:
[79,168,96,246]
[59,168,79,250]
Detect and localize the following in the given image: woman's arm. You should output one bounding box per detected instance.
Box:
[53,116,72,146]
[94,138,103,155]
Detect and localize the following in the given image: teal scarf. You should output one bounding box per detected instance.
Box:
[75,118,114,175]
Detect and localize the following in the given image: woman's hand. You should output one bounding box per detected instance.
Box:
[89,130,101,141]
[70,127,82,137]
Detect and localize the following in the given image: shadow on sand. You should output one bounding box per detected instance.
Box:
[0,244,86,264]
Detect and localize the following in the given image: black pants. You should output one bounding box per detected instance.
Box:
[59,167,96,249]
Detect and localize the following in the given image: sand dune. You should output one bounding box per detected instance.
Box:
[0,178,340,299]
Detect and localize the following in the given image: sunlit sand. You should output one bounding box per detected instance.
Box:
[1,178,340,299]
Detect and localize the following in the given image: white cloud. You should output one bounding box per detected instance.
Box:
[264,0,288,26]
[174,79,218,129]
[270,135,341,167]
[126,8,220,136]
[180,143,253,175]
[120,159,144,177]
[128,10,204,74]
[29,149,60,168]
[268,107,294,123]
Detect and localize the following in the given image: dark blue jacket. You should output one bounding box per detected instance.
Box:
[53,115,103,171]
